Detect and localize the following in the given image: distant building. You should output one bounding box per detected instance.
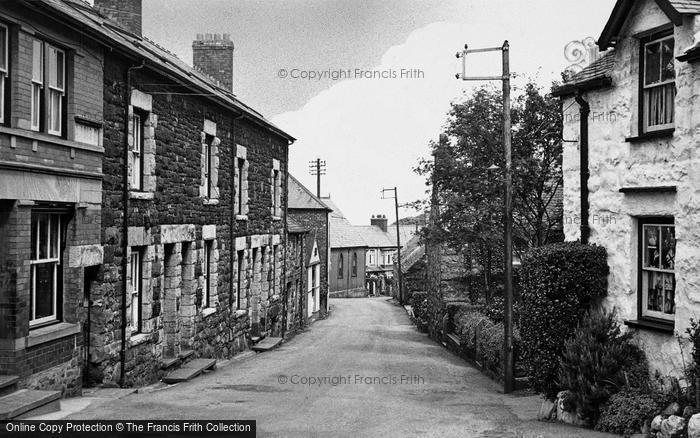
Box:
[287,175,332,320]
[324,199,398,298]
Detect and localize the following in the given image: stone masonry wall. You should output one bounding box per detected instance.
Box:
[561,0,700,376]
[288,209,329,316]
[95,52,288,386]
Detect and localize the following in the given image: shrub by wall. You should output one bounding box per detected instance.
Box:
[519,242,609,399]
[559,310,649,425]
[410,292,429,332]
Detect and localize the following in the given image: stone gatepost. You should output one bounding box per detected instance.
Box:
[163,243,182,358]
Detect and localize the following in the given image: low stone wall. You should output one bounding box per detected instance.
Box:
[329,288,368,298]
[22,349,83,397]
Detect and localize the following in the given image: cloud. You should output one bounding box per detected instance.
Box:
[273,22,470,225]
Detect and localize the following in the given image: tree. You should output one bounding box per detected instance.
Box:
[413,80,563,301]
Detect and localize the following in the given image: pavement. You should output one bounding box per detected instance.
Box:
[53,297,613,437]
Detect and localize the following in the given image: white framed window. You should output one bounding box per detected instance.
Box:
[642,34,675,133]
[30,212,62,327]
[640,218,675,322]
[129,248,143,333]
[272,244,278,294]
[47,45,65,136]
[31,39,43,131]
[368,250,375,266]
[203,240,213,308]
[0,24,8,124]
[131,112,144,190]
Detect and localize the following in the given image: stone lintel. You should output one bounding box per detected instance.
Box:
[202,225,217,240]
[131,89,153,112]
[128,227,151,247]
[67,244,104,268]
[203,119,217,136]
[161,224,196,244]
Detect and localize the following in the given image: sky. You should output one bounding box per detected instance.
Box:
[138,0,615,225]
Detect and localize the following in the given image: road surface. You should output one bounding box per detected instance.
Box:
[68,298,612,437]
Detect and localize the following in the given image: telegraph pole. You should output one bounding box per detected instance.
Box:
[308,158,327,198]
[382,188,404,305]
[456,40,514,393]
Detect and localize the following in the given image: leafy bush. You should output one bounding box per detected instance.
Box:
[409,292,429,331]
[595,388,660,437]
[559,310,649,425]
[519,242,609,399]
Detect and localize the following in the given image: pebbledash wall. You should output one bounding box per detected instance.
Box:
[91,51,290,387]
[559,0,700,376]
[0,1,105,396]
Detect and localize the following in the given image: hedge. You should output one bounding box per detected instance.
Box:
[409,292,429,332]
[519,242,609,399]
[453,308,520,379]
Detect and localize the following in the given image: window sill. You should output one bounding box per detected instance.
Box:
[236,215,248,221]
[128,332,153,347]
[0,125,104,153]
[203,198,219,206]
[130,191,155,200]
[202,307,217,318]
[624,319,674,334]
[625,128,675,143]
[234,309,248,319]
[272,216,282,222]
[27,322,81,348]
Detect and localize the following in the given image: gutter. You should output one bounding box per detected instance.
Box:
[551,77,613,98]
[120,60,145,388]
[574,93,591,245]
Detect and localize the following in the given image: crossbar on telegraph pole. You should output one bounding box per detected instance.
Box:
[456,40,514,394]
[308,158,327,198]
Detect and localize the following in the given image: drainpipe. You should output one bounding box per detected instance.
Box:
[120,60,145,388]
[574,93,590,245]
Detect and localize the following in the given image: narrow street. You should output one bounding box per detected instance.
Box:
[66,298,611,438]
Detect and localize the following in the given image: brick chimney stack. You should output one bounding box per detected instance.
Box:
[193,33,235,92]
[371,214,388,233]
[93,0,142,37]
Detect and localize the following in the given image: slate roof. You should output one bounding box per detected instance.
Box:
[288,175,331,211]
[399,235,426,274]
[355,226,397,248]
[388,224,420,248]
[36,0,294,141]
[552,51,615,97]
[330,217,368,248]
[599,0,700,49]
[669,0,700,14]
[321,198,346,219]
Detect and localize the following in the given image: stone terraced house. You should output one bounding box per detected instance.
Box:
[288,175,331,320]
[0,0,295,408]
[554,0,700,375]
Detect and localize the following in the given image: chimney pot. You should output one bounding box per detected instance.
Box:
[94,0,142,37]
